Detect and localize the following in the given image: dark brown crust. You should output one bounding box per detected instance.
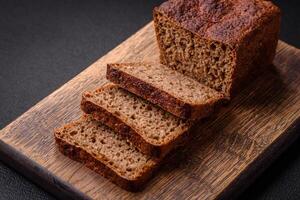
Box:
[81,91,191,158]
[107,63,222,120]
[229,11,281,97]
[154,0,281,46]
[54,135,157,192]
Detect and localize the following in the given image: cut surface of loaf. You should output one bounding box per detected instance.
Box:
[154,0,281,98]
[81,83,192,158]
[107,62,225,120]
[54,115,158,191]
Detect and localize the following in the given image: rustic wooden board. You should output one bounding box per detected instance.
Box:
[1,22,300,200]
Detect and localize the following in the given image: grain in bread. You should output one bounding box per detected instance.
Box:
[81,83,192,158]
[107,62,225,120]
[54,115,158,191]
[153,0,281,98]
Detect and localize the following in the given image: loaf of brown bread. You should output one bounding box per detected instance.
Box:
[107,62,225,120]
[153,0,281,98]
[54,115,158,191]
[81,83,192,158]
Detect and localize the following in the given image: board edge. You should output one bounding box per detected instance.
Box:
[0,139,92,200]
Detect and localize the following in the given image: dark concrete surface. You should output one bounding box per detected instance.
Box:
[0,0,299,199]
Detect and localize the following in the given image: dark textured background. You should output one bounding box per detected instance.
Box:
[0,0,299,199]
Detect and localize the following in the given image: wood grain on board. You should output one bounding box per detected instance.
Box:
[0,22,300,200]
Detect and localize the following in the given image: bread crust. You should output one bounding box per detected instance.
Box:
[81,89,191,159]
[54,134,157,192]
[154,0,280,46]
[107,63,222,120]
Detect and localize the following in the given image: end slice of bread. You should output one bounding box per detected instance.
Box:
[54,115,158,192]
[107,63,225,120]
[81,83,192,158]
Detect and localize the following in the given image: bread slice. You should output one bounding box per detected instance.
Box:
[81,83,192,158]
[54,114,158,191]
[107,62,225,120]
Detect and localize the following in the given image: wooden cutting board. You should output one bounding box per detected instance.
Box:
[1,22,300,200]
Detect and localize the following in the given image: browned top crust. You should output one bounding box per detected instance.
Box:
[155,0,280,46]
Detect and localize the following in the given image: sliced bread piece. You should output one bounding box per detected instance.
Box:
[54,114,158,191]
[81,83,192,158]
[107,62,225,120]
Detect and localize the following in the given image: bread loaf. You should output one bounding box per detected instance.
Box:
[154,0,281,98]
